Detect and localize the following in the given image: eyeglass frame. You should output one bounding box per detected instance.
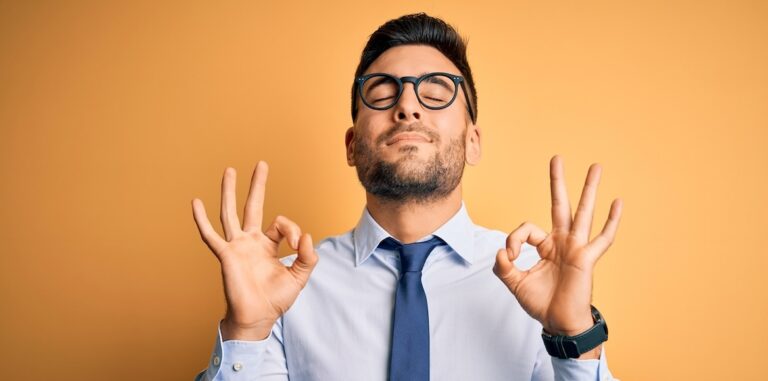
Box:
[353,72,476,123]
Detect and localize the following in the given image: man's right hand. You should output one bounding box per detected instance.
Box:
[191,161,319,341]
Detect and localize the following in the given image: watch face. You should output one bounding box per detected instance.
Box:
[563,340,581,359]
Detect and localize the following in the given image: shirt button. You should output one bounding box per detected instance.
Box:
[233,362,243,372]
[212,356,220,366]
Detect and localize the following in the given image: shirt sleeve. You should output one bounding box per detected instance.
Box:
[552,346,616,381]
[532,342,617,381]
[194,318,289,381]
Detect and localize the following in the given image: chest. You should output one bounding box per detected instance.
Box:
[280,256,541,380]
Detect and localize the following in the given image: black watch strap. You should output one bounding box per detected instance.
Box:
[541,305,609,359]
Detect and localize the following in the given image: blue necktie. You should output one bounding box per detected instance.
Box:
[380,236,444,381]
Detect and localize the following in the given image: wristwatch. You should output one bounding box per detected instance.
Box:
[541,305,609,359]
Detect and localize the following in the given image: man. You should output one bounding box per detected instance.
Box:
[192,13,622,381]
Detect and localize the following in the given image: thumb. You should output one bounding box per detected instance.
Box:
[493,247,524,291]
[288,233,319,286]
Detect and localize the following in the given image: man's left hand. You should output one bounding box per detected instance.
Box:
[493,155,623,357]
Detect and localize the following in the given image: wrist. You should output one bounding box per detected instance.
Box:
[220,317,275,341]
[544,316,594,337]
[541,305,608,360]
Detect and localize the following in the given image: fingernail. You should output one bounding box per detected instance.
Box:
[292,237,299,249]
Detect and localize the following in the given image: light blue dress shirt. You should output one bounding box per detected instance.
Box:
[196,201,616,380]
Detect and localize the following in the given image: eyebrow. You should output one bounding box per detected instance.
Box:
[364,76,396,94]
[423,75,453,91]
[363,72,456,91]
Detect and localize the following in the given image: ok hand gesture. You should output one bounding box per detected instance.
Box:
[493,156,622,346]
[192,161,319,341]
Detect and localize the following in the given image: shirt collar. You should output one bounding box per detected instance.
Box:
[353,201,477,267]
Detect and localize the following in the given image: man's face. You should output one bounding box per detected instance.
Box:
[345,44,481,204]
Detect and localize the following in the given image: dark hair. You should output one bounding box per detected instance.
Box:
[351,13,478,124]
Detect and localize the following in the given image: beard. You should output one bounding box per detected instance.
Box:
[353,125,466,204]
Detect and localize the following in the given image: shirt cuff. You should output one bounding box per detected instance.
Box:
[550,346,615,381]
[199,320,273,380]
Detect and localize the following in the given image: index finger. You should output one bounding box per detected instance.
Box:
[550,155,572,232]
[242,161,268,232]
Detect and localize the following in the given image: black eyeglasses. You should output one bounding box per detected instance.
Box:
[355,72,476,122]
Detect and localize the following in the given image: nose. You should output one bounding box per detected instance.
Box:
[392,82,421,122]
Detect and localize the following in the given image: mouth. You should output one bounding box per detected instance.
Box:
[386,133,431,146]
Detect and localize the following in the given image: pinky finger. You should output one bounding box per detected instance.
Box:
[192,198,226,256]
[589,198,623,256]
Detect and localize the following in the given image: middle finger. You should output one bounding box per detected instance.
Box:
[242,161,268,232]
[550,155,572,232]
[220,167,242,241]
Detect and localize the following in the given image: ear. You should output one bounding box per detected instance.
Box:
[465,124,481,165]
[345,126,356,166]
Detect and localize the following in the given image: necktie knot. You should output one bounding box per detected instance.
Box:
[380,236,443,273]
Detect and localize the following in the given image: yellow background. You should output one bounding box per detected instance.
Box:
[1,1,766,380]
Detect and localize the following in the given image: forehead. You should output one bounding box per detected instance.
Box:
[363,44,462,77]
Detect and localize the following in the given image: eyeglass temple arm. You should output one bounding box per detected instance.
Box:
[459,81,476,123]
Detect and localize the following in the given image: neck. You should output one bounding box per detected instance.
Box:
[365,184,463,244]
